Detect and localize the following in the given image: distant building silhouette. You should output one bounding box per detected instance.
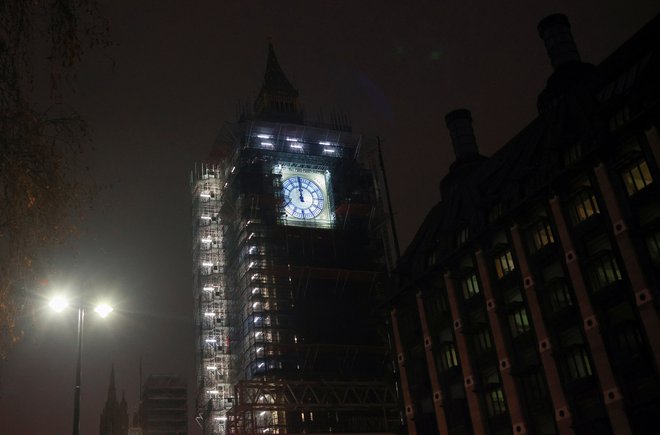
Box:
[138,375,187,435]
[99,365,129,435]
[388,12,660,435]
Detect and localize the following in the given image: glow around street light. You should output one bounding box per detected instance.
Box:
[94,303,113,318]
[49,295,69,312]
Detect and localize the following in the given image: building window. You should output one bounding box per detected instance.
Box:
[485,387,507,417]
[609,105,631,131]
[426,290,451,322]
[456,226,470,248]
[494,250,515,279]
[461,274,480,299]
[563,142,583,167]
[439,342,459,371]
[488,202,503,224]
[528,219,555,252]
[586,251,622,293]
[473,326,493,355]
[521,368,549,403]
[567,188,600,226]
[427,250,439,268]
[558,328,593,383]
[612,320,645,359]
[545,278,573,313]
[561,345,593,382]
[507,305,531,338]
[621,157,653,196]
[646,230,660,264]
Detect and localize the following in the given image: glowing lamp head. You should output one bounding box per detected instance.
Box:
[49,296,69,312]
[94,303,113,318]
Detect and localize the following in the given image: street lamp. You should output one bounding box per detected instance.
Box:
[49,295,113,435]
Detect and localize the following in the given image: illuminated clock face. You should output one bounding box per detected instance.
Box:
[282,176,325,219]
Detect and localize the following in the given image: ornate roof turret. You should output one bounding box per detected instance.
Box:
[100,365,128,435]
[107,364,117,404]
[120,391,127,410]
[253,41,303,124]
[262,41,298,96]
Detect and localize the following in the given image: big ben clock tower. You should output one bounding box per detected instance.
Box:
[191,43,399,435]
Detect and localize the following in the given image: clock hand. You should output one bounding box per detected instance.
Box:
[297,177,304,202]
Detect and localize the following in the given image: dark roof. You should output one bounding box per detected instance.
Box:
[262,42,298,96]
[397,12,660,279]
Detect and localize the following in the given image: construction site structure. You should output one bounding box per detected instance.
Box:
[138,375,188,435]
[191,43,401,434]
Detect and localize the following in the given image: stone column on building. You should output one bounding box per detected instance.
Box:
[444,272,487,435]
[474,250,529,435]
[390,308,418,435]
[593,162,660,371]
[549,196,632,434]
[415,290,451,434]
[510,224,575,434]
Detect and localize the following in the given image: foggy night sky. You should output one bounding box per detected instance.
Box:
[1,1,660,434]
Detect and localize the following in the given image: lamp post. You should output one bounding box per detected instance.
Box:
[49,296,113,435]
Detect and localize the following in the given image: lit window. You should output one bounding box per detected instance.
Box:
[561,345,593,382]
[528,220,555,252]
[507,306,530,337]
[485,387,507,417]
[461,274,480,299]
[586,251,622,293]
[439,342,458,371]
[621,158,653,196]
[567,188,600,226]
[494,250,515,279]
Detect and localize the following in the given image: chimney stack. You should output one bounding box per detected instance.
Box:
[538,14,581,70]
[445,109,478,159]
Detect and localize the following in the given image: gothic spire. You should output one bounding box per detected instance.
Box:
[120,391,127,411]
[262,40,298,96]
[253,40,303,124]
[107,364,117,403]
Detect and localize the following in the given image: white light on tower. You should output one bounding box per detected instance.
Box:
[49,295,69,312]
[94,304,113,318]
